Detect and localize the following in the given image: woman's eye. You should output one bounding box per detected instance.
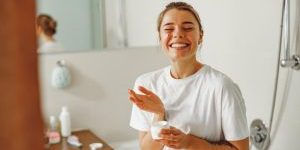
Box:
[183,27,193,31]
[164,28,174,31]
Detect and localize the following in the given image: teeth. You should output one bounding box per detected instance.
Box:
[171,43,188,48]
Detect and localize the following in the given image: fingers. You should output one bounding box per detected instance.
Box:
[158,127,187,149]
[157,136,180,149]
[160,128,171,134]
[156,126,189,149]
[161,127,181,135]
[157,139,178,147]
[129,86,158,101]
[128,89,148,110]
[138,86,162,104]
[160,128,180,141]
[128,87,163,113]
[160,134,180,142]
[128,95,140,104]
[129,89,150,100]
[169,126,181,135]
[138,86,154,96]
[128,89,142,103]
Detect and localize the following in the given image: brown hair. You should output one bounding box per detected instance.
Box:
[157,2,203,35]
[36,14,57,36]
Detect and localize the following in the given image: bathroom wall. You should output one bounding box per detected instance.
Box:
[39,47,169,142]
[39,0,300,149]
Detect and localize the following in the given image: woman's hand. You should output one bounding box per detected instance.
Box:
[128,86,165,117]
[158,126,191,149]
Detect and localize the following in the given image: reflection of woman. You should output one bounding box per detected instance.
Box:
[128,2,249,150]
[36,14,64,53]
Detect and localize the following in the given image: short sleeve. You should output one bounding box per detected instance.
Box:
[129,76,152,131]
[221,78,249,141]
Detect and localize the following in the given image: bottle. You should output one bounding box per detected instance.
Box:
[59,106,71,137]
[50,116,58,131]
[47,116,61,144]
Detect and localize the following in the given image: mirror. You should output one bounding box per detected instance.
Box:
[36,0,104,53]
[36,0,163,54]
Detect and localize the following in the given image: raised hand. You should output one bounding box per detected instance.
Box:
[128,86,165,116]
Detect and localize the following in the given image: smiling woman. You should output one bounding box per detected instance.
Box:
[128,2,249,150]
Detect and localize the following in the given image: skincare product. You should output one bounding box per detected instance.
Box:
[151,121,169,140]
[89,143,103,150]
[47,116,61,144]
[67,135,82,147]
[59,106,71,137]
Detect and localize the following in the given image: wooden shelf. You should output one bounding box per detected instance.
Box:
[47,129,113,150]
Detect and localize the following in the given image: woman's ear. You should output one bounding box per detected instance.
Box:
[198,40,201,45]
[198,39,202,45]
[198,33,203,44]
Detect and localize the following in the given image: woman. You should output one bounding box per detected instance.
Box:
[128,2,249,150]
[36,14,64,53]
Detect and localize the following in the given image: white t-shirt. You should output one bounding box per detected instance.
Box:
[38,41,64,53]
[130,65,249,149]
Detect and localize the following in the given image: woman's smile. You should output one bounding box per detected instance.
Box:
[169,42,190,49]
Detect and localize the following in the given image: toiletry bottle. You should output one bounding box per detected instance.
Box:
[59,106,71,137]
[48,116,61,144]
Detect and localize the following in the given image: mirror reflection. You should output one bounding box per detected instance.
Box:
[36,0,105,53]
[36,0,163,53]
[36,14,65,53]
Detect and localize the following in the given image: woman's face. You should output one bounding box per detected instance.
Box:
[159,9,202,62]
[36,25,42,37]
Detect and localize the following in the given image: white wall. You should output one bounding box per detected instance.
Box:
[125,0,204,47]
[39,47,169,142]
[39,0,300,149]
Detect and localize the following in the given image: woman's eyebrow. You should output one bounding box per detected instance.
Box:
[162,21,194,27]
[182,21,194,25]
[163,22,174,27]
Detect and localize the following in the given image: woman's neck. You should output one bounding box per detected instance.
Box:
[41,33,55,43]
[170,58,203,79]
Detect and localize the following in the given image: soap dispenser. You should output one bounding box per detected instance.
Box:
[51,60,71,89]
[59,106,71,137]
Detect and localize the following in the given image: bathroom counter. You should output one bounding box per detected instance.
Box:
[47,129,113,150]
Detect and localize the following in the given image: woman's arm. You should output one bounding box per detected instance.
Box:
[138,112,166,150]
[129,86,167,150]
[139,131,164,150]
[187,135,249,150]
[159,127,249,150]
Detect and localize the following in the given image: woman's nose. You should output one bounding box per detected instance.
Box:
[173,28,184,38]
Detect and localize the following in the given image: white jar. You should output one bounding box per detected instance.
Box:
[151,121,169,140]
[59,106,71,137]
